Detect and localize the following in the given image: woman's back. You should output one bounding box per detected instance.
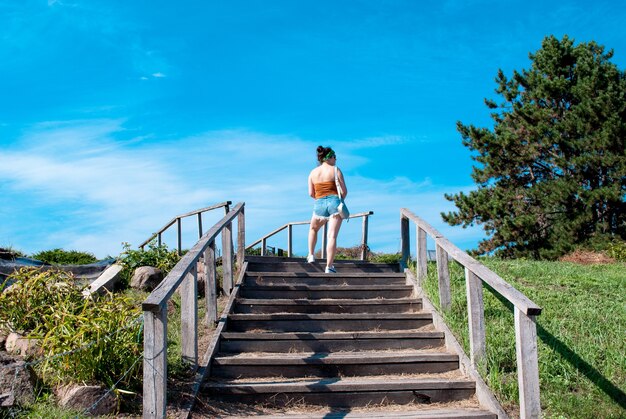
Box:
[309,164,336,184]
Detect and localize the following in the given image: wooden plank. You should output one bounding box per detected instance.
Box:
[416,226,428,285]
[222,221,233,295]
[436,244,451,311]
[400,215,410,269]
[180,265,197,368]
[515,308,541,419]
[142,202,243,312]
[287,224,293,258]
[400,208,445,239]
[143,307,167,418]
[322,224,328,259]
[361,215,369,260]
[237,209,245,269]
[465,268,486,366]
[204,243,217,324]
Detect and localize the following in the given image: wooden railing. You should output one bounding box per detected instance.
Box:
[142,202,245,418]
[400,208,542,419]
[246,211,374,260]
[138,201,232,255]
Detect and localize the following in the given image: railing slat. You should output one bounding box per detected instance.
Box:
[143,306,167,418]
[515,308,542,419]
[180,265,198,368]
[416,226,428,284]
[205,243,217,324]
[466,268,486,365]
[222,221,234,295]
[435,243,451,310]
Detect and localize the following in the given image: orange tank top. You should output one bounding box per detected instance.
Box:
[314,181,338,199]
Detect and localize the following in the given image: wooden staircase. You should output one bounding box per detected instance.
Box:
[200,256,498,418]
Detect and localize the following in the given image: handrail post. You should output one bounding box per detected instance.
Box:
[205,242,217,324]
[400,215,410,269]
[237,208,245,269]
[465,268,486,365]
[176,218,182,256]
[197,213,203,240]
[515,308,541,419]
[361,215,369,260]
[222,222,233,295]
[143,305,167,418]
[180,265,198,368]
[287,224,293,257]
[435,243,451,310]
[261,238,267,256]
[416,226,428,285]
[157,232,162,248]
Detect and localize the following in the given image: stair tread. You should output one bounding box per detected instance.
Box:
[206,376,476,392]
[216,408,495,419]
[214,350,457,364]
[228,313,431,320]
[243,284,413,290]
[247,272,405,278]
[236,298,419,305]
[221,330,442,339]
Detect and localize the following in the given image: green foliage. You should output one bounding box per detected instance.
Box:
[443,35,626,259]
[30,248,97,265]
[117,241,181,285]
[370,252,403,264]
[607,240,626,261]
[0,268,143,389]
[420,258,625,418]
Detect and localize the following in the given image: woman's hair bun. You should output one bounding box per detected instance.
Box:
[316,145,325,153]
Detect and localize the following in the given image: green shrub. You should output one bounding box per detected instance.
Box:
[607,240,626,261]
[116,241,181,286]
[0,268,143,389]
[31,249,97,265]
[370,252,403,264]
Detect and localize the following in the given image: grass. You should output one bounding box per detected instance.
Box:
[419,258,626,418]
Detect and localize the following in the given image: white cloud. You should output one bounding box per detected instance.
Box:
[0,121,484,258]
[152,72,166,78]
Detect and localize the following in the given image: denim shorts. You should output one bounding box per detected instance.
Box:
[313,195,341,220]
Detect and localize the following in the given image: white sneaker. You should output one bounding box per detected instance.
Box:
[325,265,337,274]
[306,254,315,263]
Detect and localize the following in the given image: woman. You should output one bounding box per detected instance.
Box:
[307,146,348,273]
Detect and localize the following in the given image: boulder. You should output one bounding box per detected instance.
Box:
[130,266,163,291]
[0,352,36,407]
[55,383,118,416]
[5,333,41,358]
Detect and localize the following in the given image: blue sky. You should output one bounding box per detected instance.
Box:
[1,0,625,259]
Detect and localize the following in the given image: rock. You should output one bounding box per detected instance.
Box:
[5,333,41,358]
[55,383,118,416]
[130,266,163,291]
[0,352,36,406]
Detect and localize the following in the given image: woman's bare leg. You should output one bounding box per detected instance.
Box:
[325,215,343,268]
[308,217,326,257]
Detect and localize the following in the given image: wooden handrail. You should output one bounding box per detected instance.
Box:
[142,202,245,418]
[138,201,232,253]
[246,211,374,260]
[400,208,541,419]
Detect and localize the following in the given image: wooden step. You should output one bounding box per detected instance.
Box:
[212,350,459,378]
[234,298,422,314]
[245,272,407,286]
[213,408,496,418]
[219,331,445,353]
[240,284,414,299]
[226,313,433,332]
[203,376,476,407]
[245,257,400,274]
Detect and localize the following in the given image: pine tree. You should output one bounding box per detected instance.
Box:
[443,35,626,259]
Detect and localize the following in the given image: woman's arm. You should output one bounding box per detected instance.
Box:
[337,168,348,198]
[308,174,316,198]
